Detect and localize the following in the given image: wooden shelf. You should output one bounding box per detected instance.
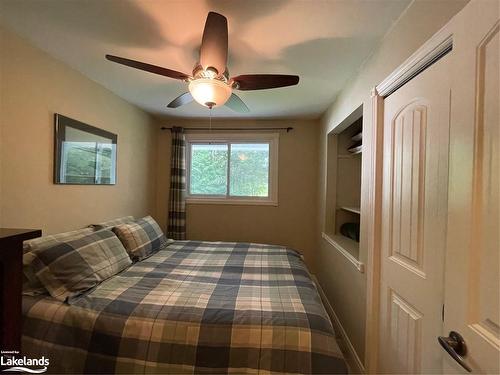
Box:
[324,112,363,274]
[329,233,359,257]
[338,153,362,159]
[322,232,364,273]
[339,206,361,215]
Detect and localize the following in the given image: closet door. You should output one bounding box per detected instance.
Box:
[378,54,451,373]
[443,0,499,373]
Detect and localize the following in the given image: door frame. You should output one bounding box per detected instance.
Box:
[364,24,455,373]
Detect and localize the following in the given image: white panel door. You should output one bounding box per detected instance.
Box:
[443,0,500,373]
[379,55,451,373]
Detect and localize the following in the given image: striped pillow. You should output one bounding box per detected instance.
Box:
[112,216,168,261]
[30,230,131,302]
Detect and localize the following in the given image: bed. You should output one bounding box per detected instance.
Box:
[22,240,347,374]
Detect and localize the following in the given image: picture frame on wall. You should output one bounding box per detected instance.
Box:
[54,114,117,185]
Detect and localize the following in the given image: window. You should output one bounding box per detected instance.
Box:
[186,133,278,205]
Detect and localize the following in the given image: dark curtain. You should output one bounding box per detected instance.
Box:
[167,127,186,240]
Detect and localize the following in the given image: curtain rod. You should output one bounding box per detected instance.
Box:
[160,126,293,132]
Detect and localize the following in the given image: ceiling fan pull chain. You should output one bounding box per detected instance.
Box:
[209,107,212,133]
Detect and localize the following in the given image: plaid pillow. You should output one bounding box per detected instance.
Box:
[23,254,47,296]
[23,227,95,254]
[112,216,169,261]
[30,230,131,302]
[22,227,95,295]
[89,216,135,230]
[22,273,46,296]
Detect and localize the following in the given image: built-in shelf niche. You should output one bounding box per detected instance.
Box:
[323,105,364,271]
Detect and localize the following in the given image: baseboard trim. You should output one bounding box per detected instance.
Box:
[312,275,366,374]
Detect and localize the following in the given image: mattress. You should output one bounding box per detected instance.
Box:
[22,240,347,374]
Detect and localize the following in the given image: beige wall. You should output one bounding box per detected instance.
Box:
[0,26,158,234]
[155,118,320,271]
[316,0,468,362]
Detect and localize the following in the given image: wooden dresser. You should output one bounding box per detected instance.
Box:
[0,228,41,352]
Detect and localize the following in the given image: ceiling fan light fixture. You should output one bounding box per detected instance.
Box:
[106,12,300,113]
[188,78,231,108]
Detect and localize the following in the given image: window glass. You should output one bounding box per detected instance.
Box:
[230,143,269,197]
[190,143,228,195]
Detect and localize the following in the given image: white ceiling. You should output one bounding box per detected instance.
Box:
[0,0,410,119]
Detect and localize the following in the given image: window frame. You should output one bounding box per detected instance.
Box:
[185,132,279,206]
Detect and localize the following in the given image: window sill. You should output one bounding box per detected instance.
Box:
[186,197,278,206]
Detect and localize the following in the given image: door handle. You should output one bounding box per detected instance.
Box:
[438,331,472,372]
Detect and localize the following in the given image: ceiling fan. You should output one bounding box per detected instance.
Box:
[105,12,299,113]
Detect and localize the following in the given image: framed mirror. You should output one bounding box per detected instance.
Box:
[54,114,117,184]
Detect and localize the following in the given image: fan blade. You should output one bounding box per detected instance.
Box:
[199,12,228,76]
[167,92,193,108]
[225,93,249,113]
[106,55,190,80]
[233,74,299,90]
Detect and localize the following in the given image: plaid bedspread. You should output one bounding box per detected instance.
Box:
[22,241,347,374]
